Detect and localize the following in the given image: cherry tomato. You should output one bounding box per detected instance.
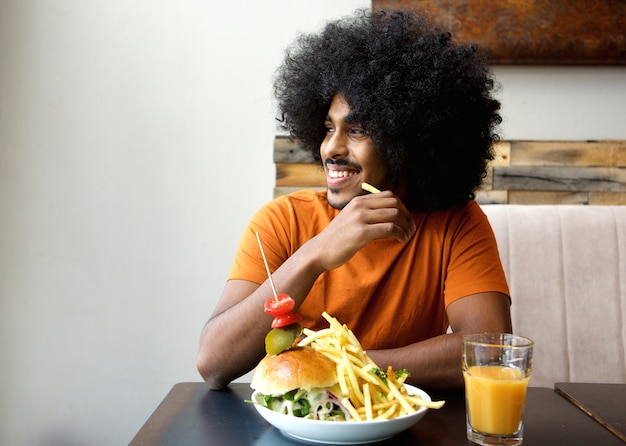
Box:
[271,312,303,328]
[264,294,295,316]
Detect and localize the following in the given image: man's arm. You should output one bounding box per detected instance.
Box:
[196,251,322,390]
[196,192,416,389]
[366,292,512,389]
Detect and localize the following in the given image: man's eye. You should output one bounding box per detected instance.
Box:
[325,124,335,134]
[349,127,369,137]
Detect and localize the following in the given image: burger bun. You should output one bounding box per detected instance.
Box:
[251,347,338,395]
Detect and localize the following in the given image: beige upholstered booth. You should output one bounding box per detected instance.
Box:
[483,205,626,387]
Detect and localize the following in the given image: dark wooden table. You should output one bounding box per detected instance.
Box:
[129,382,624,445]
[555,382,626,443]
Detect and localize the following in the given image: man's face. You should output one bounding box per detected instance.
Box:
[321,95,387,209]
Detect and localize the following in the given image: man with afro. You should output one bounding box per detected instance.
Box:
[198,8,512,390]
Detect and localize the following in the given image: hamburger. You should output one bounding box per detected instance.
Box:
[251,347,350,420]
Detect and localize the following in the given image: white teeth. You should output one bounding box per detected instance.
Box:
[328,170,357,178]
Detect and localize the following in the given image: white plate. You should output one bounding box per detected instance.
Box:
[251,384,431,444]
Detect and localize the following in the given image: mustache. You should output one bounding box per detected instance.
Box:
[324,158,362,170]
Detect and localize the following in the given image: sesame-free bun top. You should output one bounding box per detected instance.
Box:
[251,347,338,395]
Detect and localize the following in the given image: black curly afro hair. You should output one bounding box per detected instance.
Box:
[274,8,502,211]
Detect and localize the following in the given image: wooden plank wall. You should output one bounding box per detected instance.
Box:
[274,136,626,205]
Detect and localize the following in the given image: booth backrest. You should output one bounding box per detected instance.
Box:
[482,205,626,387]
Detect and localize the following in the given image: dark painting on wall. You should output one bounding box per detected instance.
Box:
[373,0,626,65]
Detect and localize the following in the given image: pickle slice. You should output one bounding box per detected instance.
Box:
[264,322,303,355]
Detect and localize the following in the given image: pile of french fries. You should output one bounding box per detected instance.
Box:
[297,312,444,421]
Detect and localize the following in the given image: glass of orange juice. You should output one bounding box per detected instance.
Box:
[463,333,534,445]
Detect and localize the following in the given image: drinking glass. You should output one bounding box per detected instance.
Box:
[462,333,534,445]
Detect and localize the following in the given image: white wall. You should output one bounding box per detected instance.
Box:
[0,1,624,445]
[494,66,626,140]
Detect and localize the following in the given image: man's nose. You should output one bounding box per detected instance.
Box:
[323,131,349,159]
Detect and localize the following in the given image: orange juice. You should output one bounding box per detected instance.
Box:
[463,365,530,435]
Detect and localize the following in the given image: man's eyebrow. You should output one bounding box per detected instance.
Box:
[324,113,358,123]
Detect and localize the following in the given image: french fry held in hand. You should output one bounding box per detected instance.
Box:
[361,182,381,194]
[297,312,445,421]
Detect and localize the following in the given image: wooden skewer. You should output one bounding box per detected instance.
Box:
[256,231,279,301]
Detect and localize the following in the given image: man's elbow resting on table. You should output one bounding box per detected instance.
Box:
[197,353,232,390]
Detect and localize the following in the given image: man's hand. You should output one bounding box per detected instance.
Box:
[310,190,416,272]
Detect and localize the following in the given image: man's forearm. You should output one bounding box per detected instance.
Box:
[197,240,326,389]
[366,333,465,389]
[196,283,274,390]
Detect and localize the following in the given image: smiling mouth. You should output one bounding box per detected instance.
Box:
[328,169,359,179]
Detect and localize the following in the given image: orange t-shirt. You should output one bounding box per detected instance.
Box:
[228,190,509,350]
